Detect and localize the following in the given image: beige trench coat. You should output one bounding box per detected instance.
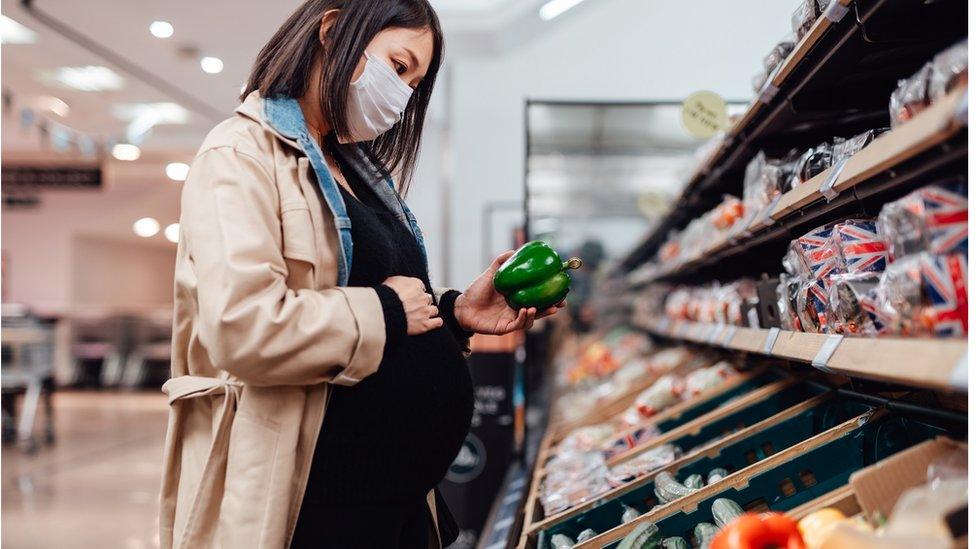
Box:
[159,92,453,548]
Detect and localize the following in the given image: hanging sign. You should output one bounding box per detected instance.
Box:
[2,166,102,190]
[681,90,730,138]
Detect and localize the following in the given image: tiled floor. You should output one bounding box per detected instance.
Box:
[2,391,168,549]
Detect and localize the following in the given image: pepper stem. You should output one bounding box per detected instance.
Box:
[563,257,583,270]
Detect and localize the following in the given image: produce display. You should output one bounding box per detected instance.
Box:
[493,240,582,310]
[711,512,803,549]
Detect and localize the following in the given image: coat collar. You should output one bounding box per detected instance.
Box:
[234,91,305,153]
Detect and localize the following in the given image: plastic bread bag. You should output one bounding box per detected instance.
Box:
[878,183,968,261]
[782,243,808,277]
[796,278,832,333]
[928,39,968,102]
[890,62,933,127]
[542,451,612,515]
[788,141,834,189]
[828,219,888,275]
[791,0,818,42]
[879,252,968,337]
[761,38,797,84]
[832,128,888,164]
[778,274,804,331]
[792,223,843,281]
[607,444,682,487]
[826,273,890,336]
[711,195,745,232]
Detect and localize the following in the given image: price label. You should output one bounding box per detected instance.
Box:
[681,91,731,139]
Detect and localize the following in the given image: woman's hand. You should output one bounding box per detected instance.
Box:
[382,276,443,335]
[454,251,565,335]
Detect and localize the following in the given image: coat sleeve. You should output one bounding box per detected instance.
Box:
[182,145,386,387]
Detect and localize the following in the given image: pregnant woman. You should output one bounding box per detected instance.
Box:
[157,1,562,548]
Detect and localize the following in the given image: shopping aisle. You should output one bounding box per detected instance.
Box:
[2,392,167,549]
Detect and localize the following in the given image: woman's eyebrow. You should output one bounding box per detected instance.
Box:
[401,45,420,71]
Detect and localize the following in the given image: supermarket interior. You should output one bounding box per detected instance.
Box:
[0,0,971,548]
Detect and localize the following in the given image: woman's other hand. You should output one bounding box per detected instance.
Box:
[382,276,442,335]
[454,251,565,335]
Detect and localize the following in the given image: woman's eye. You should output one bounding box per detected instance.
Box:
[394,61,407,75]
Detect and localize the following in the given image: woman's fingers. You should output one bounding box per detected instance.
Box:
[426,305,439,318]
[491,250,516,270]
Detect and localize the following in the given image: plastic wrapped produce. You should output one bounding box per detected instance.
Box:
[791,0,829,41]
[890,62,933,127]
[879,252,968,337]
[608,444,682,487]
[603,423,663,458]
[928,39,968,102]
[557,424,617,454]
[777,275,804,331]
[622,505,641,523]
[878,184,968,261]
[682,361,736,399]
[577,529,598,543]
[550,534,575,549]
[646,347,692,376]
[542,452,612,516]
[632,375,683,418]
[711,195,745,231]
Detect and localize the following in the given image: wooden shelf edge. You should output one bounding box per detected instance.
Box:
[634,316,967,393]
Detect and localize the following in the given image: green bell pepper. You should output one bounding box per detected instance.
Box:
[493,241,582,310]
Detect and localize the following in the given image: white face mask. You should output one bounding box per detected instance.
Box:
[339,53,414,143]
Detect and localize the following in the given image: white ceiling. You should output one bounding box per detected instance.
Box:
[0,0,558,155]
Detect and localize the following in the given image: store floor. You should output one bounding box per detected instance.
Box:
[2,391,168,549]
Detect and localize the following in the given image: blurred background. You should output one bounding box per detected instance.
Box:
[0,1,797,547]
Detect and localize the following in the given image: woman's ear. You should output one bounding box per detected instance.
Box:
[319,9,340,46]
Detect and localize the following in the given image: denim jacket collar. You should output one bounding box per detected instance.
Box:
[257,94,428,283]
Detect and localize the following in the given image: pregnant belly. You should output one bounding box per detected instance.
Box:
[309,328,474,504]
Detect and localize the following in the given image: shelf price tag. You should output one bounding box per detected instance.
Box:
[762,327,781,355]
[818,157,849,201]
[811,334,844,373]
[949,351,967,391]
[760,195,782,227]
[707,324,724,344]
[824,0,851,22]
[722,327,738,347]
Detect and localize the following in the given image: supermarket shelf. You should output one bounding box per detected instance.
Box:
[575,409,882,548]
[619,0,967,274]
[651,87,967,282]
[634,315,967,393]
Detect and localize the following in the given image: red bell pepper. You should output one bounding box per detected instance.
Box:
[711,512,806,549]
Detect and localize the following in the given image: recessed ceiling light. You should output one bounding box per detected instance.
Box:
[40,65,124,91]
[164,223,180,243]
[133,217,160,238]
[0,15,37,44]
[539,0,585,21]
[36,96,70,117]
[149,21,174,39]
[200,56,223,74]
[112,143,141,161]
[166,162,190,181]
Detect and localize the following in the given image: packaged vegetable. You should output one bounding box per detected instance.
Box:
[798,508,846,548]
[694,522,721,548]
[707,468,730,484]
[618,521,661,549]
[577,529,598,542]
[653,471,694,503]
[622,504,641,523]
[550,534,575,549]
[608,444,681,486]
[710,512,804,549]
[683,473,705,490]
[711,498,745,528]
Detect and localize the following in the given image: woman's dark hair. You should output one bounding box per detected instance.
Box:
[243,0,443,191]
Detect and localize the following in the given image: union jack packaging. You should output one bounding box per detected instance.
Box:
[880,252,968,337]
[790,223,842,280]
[827,219,889,275]
[878,184,968,261]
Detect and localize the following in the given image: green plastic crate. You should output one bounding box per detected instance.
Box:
[535,382,843,547]
[574,412,944,548]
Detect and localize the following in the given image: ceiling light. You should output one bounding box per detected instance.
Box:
[133,217,160,238]
[165,162,190,181]
[149,21,174,38]
[0,15,37,44]
[164,223,180,243]
[41,65,124,91]
[112,143,141,161]
[200,56,223,74]
[36,96,70,117]
[539,0,585,21]
[112,102,189,143]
